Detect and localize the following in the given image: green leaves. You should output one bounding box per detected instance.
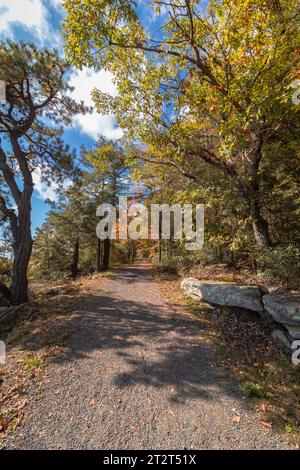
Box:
[62,0,300,255]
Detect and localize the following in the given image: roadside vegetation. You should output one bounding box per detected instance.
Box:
[155,270,300,445]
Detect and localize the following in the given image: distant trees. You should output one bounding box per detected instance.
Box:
[0,41,87,305]
[31,167,105,280]
[31,138,129,278]
[87,137,129,270]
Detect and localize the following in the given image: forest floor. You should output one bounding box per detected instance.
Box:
[0,263,298,449]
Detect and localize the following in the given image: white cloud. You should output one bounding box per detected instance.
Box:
[72,113,124,140]
[0,0,56,43]
[0,1,122,140]
[49,0,63,6]
[0,0,44,37]
[0,0,122,142]
[68,68,123,140]
[69,67,118,103]
[33,170,69,202]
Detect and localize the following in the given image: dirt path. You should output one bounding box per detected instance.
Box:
[8,264,291,449]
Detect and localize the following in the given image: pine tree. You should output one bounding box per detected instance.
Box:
[0,41,88,305]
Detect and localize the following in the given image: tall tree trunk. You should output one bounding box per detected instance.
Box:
[236,139,271,249]
[71,237,80,278]
[168,238,173,260]
[0,281,12,304]
[10,196,33,306]
[96,238,102,272]
[248,180,271,248]
[158,240,162,263]
[102,238,110,271]
[10,237,32,305]
[130,241,136,263]
[251,205,271,248]
[158,211,162,262]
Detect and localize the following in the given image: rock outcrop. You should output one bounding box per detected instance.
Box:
[181,278,264,313]
[181,277,300,354]
[263,291,300,339]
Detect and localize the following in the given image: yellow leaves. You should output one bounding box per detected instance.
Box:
[62,0,299,189]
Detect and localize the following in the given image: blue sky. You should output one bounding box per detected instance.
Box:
[0,0,157,232]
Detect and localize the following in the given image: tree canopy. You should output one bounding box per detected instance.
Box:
[63,0,300,248]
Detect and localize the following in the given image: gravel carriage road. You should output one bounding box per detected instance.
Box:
[10,264,290,450]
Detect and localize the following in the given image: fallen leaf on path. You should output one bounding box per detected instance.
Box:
[232,415,241,424]
[260,420,272,428]
[0,416,10,432]
[257,403,267,412]
[16,399,28,410]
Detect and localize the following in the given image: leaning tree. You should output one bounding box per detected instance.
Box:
[0,41,88,305]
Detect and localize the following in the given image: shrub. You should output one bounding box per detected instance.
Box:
[243,381,266,399]
[153,262,178,275]
[250,244,300,288]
